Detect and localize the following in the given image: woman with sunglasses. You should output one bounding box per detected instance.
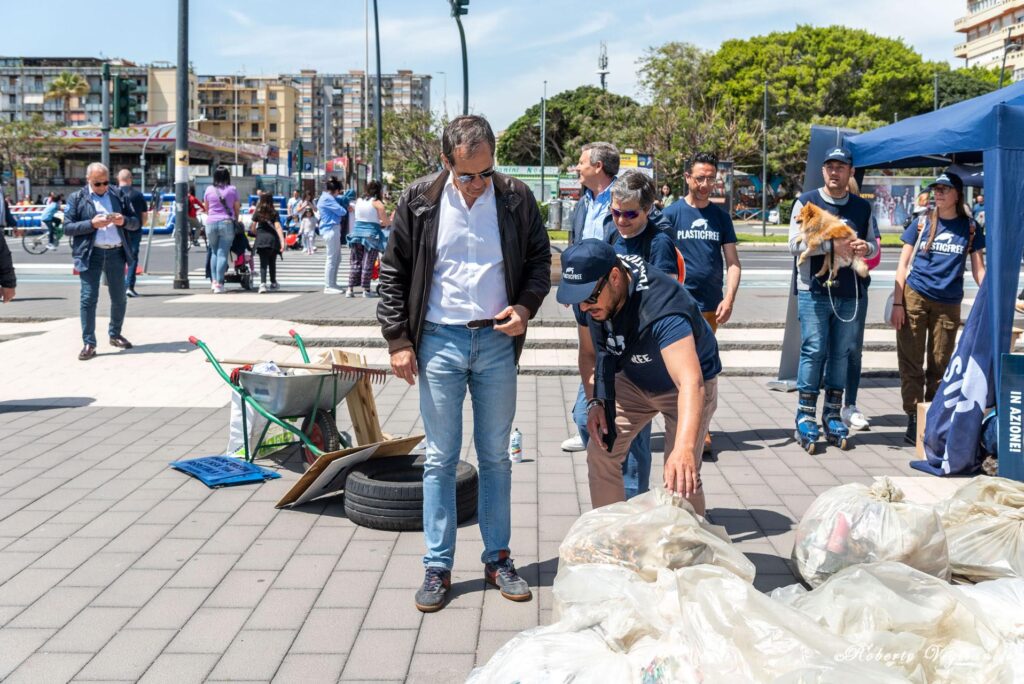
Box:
[891,171,985,445]
[605,170,686,499]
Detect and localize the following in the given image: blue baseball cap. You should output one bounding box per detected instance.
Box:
[929,171,963,192]
[556,239,618,305]
[823,147,853,166]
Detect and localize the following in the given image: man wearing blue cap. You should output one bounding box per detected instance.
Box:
[558,239,721,512]
[788,147,878,453]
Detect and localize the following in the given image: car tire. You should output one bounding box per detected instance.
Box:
[343,456,479,531]
[345,456,477,501]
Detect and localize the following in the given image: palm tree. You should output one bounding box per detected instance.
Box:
[44,72,90,125]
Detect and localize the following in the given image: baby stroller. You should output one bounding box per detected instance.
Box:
[205,230,254,290]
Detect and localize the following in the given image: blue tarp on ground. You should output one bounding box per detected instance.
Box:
[846,82,1024,480]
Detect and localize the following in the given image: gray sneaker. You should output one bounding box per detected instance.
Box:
[484,552,532,602]
[414,567,451,613]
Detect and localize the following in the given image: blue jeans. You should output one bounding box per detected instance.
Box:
[572,383,652,499]
[80,246,127,346]
[845,290,869,405]
[207,220,235,284]
[797,290,860,396]
[124,230,143,289]
[418,322,516,570]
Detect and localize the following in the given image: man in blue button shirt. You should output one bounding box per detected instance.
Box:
[559,240,721,514]
[64,163,141,360]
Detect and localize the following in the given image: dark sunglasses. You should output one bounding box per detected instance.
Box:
[582,276,608,305]
[91,181,109,187]
[610,208,642,220]
[453,168,495,184]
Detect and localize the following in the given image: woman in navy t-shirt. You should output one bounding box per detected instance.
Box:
[890,172,986,445]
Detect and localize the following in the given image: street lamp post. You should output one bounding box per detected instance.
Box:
[761,80,787,237]
[761,80,768,237]
[539,81,547,203]
[448,1,470,115]
[999,41,1023,89]
[372,0,383,181]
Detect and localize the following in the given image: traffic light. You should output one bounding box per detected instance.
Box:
[113,76,139,127]
[449,0,468,17]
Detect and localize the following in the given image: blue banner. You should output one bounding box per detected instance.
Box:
[911,279,994,476]
[999,353,1024,480]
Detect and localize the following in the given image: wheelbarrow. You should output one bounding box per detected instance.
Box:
[190,330,383,466]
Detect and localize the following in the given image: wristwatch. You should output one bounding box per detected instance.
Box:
[586,398,604,412]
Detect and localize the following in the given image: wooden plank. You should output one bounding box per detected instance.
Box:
[322,349,386,445]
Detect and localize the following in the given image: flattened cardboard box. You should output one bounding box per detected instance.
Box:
[276,434,424,508]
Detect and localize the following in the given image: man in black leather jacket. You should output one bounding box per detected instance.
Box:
[377,115,550,613]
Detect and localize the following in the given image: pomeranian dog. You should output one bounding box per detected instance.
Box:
[796,203,869,280]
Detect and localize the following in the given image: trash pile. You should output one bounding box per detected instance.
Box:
[937,476,1024,583]
[467,479,1024,684]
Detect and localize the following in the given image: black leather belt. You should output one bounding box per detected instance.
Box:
[466,317,510,330]
[95,243,122,250]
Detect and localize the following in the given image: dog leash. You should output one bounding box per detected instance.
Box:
[822,250,859,324]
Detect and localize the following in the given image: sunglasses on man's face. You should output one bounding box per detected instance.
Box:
[582,276,608,305]
[91,181,109,187]
[453,168,495,184]
[610,208,642,220]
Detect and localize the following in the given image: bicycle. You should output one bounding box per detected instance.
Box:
[23,217,63,255]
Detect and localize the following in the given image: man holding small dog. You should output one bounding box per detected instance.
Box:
[788,147,877,453]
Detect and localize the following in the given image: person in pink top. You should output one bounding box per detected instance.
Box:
[202,166,241,293]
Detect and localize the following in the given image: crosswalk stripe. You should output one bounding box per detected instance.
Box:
[188,241,375,287]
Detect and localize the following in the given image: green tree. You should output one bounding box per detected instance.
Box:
[0,116,65,181]
[44,71,90,124]
[636,42,760,190]
[933,64,1006,109]
[496,86,643,168]
[707,26,934,124]
[359,108,442,194]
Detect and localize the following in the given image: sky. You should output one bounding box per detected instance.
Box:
[5,0,966,130]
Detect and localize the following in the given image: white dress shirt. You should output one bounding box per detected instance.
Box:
[89,190,121,247]
[425,175,508,324]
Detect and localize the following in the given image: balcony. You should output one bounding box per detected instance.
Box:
[956,0,1024,30]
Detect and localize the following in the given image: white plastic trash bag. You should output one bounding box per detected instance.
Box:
[943,502,1024,582]
[770,561,1012,684]
[226,362,291,456]
[558,488,755,582]
[666,565,907,683]
[944,475,1024,510]
[464,626,633,684]
[551,564,683,648]
[792,478,950,587]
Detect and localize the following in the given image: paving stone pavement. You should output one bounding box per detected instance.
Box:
[0,370,944,683]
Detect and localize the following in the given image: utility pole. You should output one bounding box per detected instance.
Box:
[539,81,547,202]
[297,140,303,192]
[373,0,383,180]
[173,0,189,289]
[101,63,111,168]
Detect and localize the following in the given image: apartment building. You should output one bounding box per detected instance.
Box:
[286,69,431,160]
[0,57,147,125]
[954,0,1024,81]
[196,75,300,156]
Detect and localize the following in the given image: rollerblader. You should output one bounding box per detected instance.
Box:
[788,147,877,453]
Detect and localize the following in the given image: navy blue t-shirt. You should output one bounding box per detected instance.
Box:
[664,199,737,311]
[574,282,721,390]
[612,227,678,279]
[900,215,984,304]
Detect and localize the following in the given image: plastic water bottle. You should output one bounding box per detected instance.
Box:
[509,428,523,463]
